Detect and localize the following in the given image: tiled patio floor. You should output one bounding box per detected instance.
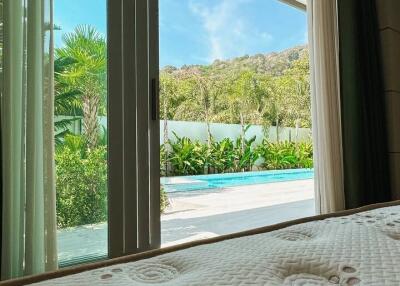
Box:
[57,179,315,263]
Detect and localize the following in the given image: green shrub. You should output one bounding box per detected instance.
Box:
[232,135,259,172]
[164,135,313,177]
[168,132,208,175]
[209,138,235,173]
[56,134,170,228]
[295,141,313,168]
[56,134,312,228]
[160,187,169,213]
[256,140,313,170]
[167,133,260,175]
[56,145,107,228]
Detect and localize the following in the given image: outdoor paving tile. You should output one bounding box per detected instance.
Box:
[57,179,314,263]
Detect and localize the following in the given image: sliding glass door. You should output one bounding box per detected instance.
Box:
[1,0,315,278]
[158,0,314,247]
[0,0,160,277]
[54,0,109,266]
[55,0,160,265]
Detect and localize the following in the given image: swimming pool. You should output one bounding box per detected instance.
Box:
[161,168,314,193]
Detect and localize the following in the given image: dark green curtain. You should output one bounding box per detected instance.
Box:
[338,0,391,209]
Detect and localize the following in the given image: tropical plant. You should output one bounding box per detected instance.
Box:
[56,25,107,148]
[258,141,296,169]
[54,57,82,114]
[54,56,82,145]
[158,46,311,134]
[160,187,169,213]
[191,74,220,146]
[60,134,87,154]
[160,143,167,176]
[163,133,313,177]
[172,71,220,145]
[233,134,259,172]
[284,52,311,128]
[98,125,108,147]
[160,73,179,174]
[168,132,208,175]
[256,140,313,170]
[209,138,235,173]
[56,133,170,227]
[228,71,260,151]
[294,141,313,168]
[56,144,107,228]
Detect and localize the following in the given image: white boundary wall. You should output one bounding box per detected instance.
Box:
[58,117,312,144]
[161,120,311,144]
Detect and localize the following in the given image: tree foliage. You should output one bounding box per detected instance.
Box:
[160,46,311,134]
[56,140,107,228]
[55,25,107,148]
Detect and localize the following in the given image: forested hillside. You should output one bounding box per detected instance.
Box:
[160,45,311,136]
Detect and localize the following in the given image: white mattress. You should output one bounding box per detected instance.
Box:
[34,205,400,285]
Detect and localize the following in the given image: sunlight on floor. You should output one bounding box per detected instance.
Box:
[57,179,314,262]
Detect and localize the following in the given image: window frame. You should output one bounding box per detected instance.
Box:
[107,0,160,259]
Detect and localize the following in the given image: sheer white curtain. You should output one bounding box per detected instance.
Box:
[1,0,57,279]
[307,0,345,213]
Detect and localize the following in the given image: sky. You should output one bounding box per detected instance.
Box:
[54,0,307,68]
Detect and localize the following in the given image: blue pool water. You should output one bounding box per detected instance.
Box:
[161,168,314,193]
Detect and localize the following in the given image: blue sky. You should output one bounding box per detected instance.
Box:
[54,0,307,67]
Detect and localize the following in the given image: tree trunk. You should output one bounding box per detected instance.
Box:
[240,112,245,155]
[295,118,300,144]
[205,110,212,148]
[206,122,212,146]
[204,100,212,174]
[275,117,279,143]
[82,94,100,149]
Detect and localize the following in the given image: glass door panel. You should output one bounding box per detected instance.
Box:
[54,0,108,266]
[159,0,314,247]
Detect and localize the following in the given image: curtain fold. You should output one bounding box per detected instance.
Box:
[307,0,345,214]
[337,0,391,209]
[1,0,57,280]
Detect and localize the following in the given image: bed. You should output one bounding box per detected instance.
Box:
[3,201,400,285]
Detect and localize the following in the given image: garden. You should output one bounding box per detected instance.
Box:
[162,132,313,176]
[54,25,312,229]
[56,132,312,228]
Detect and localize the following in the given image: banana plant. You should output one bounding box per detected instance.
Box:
[256,140,313,169]
[168,132,208,175]
[234,135,258,172]
[165,133,312,176]
[209,138,235,173]
[295,141,313,168]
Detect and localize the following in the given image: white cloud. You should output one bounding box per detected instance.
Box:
[189,0,273,62]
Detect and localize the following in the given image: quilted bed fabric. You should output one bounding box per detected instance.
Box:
[34,206,400,285]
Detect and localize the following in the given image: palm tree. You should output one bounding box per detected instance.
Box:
[56,25,106,148]
[160,72,179,175]
[178,70,218,147]
[193,73,213,147]
[54,56,83,145]
[230,70,259,152]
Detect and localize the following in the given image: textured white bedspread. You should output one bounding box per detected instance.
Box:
[34,205,400,285]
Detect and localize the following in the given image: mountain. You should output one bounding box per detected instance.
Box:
[161,45,308,77]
